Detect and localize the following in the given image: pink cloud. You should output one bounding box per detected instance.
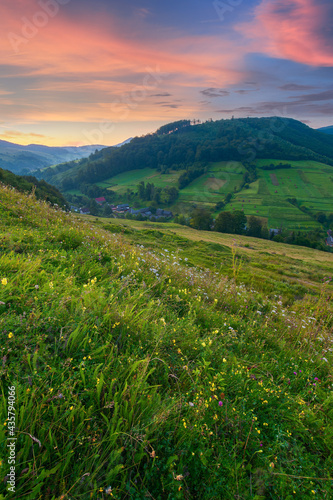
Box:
[239,0,333,66]
[0,2,249,126]
[0,2,242,84]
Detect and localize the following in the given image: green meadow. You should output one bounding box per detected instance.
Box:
[96,168,183,193]
[86,159,333,231]
[1,185,333,499]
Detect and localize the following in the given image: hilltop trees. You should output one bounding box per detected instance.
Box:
[156,120,191,136]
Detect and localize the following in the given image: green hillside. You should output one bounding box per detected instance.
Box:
[0,167,68,208]
[35,117,333,232]
[37,117,333,189]
[1,185,333,499]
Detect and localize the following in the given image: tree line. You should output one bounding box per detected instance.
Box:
[137,182,178,204]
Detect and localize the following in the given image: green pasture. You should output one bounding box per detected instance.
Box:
[75,158,333,231]
[96,168,183,193]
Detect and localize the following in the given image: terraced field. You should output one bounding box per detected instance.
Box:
[173,159,333,230]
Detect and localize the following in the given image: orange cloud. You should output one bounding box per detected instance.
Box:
[239,0,333,66]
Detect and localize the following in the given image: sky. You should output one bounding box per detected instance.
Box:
[0,0,333,146]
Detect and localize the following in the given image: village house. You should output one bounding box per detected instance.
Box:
[115,204,130,212]
[95,197,106,205]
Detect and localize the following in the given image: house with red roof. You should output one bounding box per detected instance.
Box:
[95,197,106,205]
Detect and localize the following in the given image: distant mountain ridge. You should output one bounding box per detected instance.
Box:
[114,138,133,147]
[318,126,333,135]
[0,139,108,175]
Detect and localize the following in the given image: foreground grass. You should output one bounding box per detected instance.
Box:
[0,184,333,499]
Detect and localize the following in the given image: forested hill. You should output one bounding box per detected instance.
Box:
[0,167,68,208]
[37,117,333,190]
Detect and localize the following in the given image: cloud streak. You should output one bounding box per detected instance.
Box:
[239,0,333,66]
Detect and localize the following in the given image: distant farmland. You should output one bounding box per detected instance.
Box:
[85,159,333,230]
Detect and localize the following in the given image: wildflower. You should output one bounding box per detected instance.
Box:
[218,401,223,407]
[8,332,13,339]
[1,278,8,286]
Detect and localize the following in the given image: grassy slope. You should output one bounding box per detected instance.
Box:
[1,185,333,499]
